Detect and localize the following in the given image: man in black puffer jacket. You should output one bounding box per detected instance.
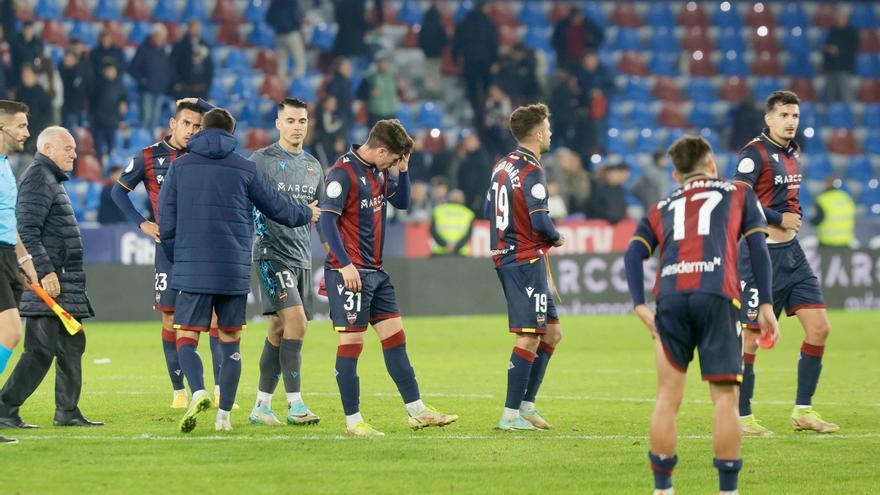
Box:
[0,126,103,428]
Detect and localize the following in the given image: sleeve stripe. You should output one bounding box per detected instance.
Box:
[320,208,342,215]
[116,179,133,191]
[732,179,754,189]
[630,236,653,256]
[743,227,770,238]
[528,208,550,214]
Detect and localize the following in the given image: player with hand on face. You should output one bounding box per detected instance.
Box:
[319,119,458,436]
[486,103,565,432]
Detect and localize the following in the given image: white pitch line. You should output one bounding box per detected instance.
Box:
[9,433,880,442]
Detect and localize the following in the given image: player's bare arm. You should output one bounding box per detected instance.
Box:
[140,220,160,242]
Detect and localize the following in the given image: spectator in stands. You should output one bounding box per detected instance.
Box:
[492,43,541,106]
[812,178,856,248]
[418,2,449,100]
[586,162,630,224]
[0,0,13,44]
[59,49,93,130]
[484,84,513,158]
[551,147,591,213]
[332,0,370,58]
[430,189,475,255]
[576,51,614,99]
[552,7,604,71]
[10,21,43,89]
[405,138,435,182]
[574,51,614,158]
[0,28,9,99]
[361,53,399,128]
[823,9,859,102]
[90,64,128,162]
[170,20,214,100]
[396,180,432,224]
[266,0,306,81]
[314,95,346,165]
[129,24,171,130]
[546,180,568,221]
[325,57,355,134]
[98,165,127,224]
[452,1,499,132]
[430,176,450,207]
[14,64,51,154]
[68,38,93,78]
[454,129,492,213]
[631,151,670,210]
[727,94,763,151]
[548,68,579,148]
[90,30,126,82]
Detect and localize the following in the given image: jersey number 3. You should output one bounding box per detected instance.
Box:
[667,191,723,241]
[491,182,510,232]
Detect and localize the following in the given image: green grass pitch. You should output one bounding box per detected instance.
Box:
[2,311,878,494]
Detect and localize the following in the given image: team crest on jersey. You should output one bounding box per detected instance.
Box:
[747,308,758,321]
[536,313,546,326]
[306,164,314,175]
[155,292,161,304]
[346,312,358,324]
[279,289,288,302]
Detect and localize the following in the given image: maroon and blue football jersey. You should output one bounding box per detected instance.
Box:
[631,175,769,308]
[733,130,802,217]
[117,138,183,221]
[487,147,553,268]
[320,147,401,270]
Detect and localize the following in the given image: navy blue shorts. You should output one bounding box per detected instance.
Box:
[656,293,743,383]
[496,258,560,334]
[325,268,400,332]
[153,246,176,312]
[173,292,247,333]
[739,238,825,329]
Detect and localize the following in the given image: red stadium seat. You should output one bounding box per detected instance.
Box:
[682,27,713,52]
[254,49,278,74]
[440,47,462,76]
[678,2,710,28]
[789,78,818,101]
[487,3,519,29]
[421,130,447,154]
[745,3,777,29]
[658,103,688,128]
[859,29,880,53]
[652,77,685,101]
[688,52,715,76]
[74,154,102,182]
[246,129,272,151]
[211,0,242,24]
[403,25,419,49]
[610,3,643,27]
[41,21,69,46]
[217,21,242,46]
[751,31,780,53]
[826,129,861,155]
[720,77,750,101]
[751,51,782,77]
[64,0,92,20]
[858,79,880,103]
[547,3,571,23]
[74,127,95,155]
[260,75,286,102]
[813,4,836,28]
[618,51,648,76]
[123,0,150,20]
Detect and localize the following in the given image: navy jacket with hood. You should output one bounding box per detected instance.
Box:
[157,128,312,295]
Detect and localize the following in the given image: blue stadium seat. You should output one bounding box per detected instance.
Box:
[454,1,474,23]
[863,130,880,155]
[231,75,258,101]
[45,44,65,65]
[864,104,880,129]
[418,102,444,129]
[827,102,855,129]
[848,155,875,182]
[718,51,748,77]
[799,103,820,128]
[249,23,276,48]
[605,129,630,155]
[238,100,264,126]
[607,102,628,129]
[244,0,269,24]
[686,78,716,103]
[70,21,97,46]
[785,52,815,77]
[153,0,179,22]
[712,3,742,29]
[518,2,547,28]
[634,129,661,153]
[716,27,747,53]
[129,21,152,44]
[94,0,121,21]
[350,124,369,145]
[805,153,833,181]
[288,77,316,104]
[648,52,679,76]
[799,181,814,214]
[782,26,811,55]
[664,128,688,148]
[632,108,658,130]
[689,105,716,128]
[699,129,721,150]
[779,3,808,28]
[850,4,878,29]
[860,181,880,213]
[622,78,652,102]
[63,179,102,223]
[183,0,209,22]
[396,103,415,130]
[612,28,641,51]
[311,23,336,51]
[124,100,141,126]
[799,129,826,153]
[582,2,607,26]
[856,54,880,78]
[753,77,782,102]
[650,27,680,53]
[524,27,552,53]
[223,47,250,71]
[646,3,676,29]
[34,0,61,19]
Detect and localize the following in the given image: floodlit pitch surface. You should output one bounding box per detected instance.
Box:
[3,312,878,494]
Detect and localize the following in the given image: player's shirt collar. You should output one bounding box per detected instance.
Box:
[514,146,542,167]
[273,141,304,158]
[759,127,799,157]
[349,144,376,168]
[681,172,712,184]
[162,136,183,152]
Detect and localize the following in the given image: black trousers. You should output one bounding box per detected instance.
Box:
[0,316,86,417]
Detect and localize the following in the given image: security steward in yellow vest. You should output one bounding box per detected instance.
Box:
[431,189,475,256]
[812,178,855,248]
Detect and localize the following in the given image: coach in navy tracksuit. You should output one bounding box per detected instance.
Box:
[157,108,319,433]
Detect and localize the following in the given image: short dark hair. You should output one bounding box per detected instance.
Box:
[765,90,800,113]
[174,100,204,118]
[202,108,235,133]
[277,97,309,113]
[0,100,29,119]
[509,103,550,142]
[667,135,713,175]
[366,119,414,155]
